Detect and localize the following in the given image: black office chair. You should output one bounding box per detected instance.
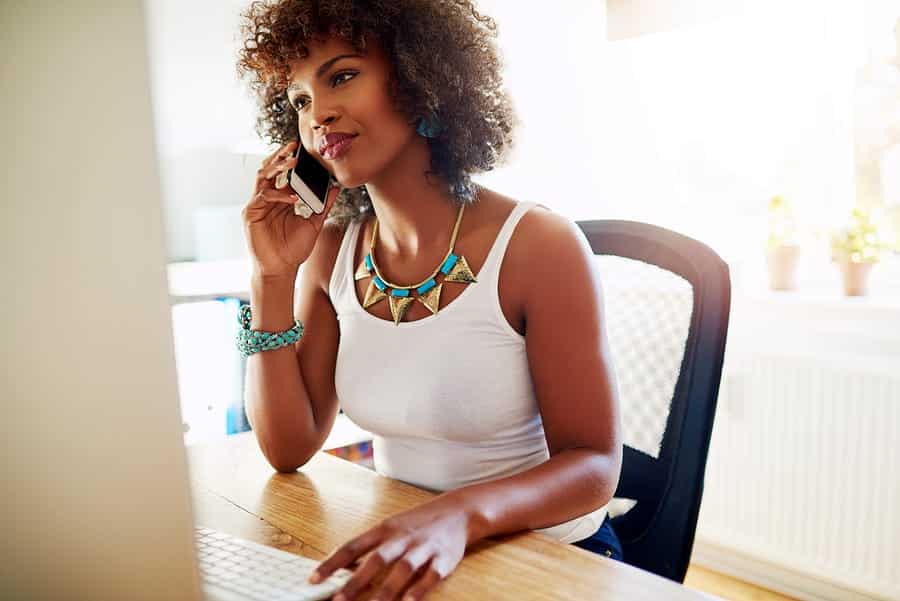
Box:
[576,219,731,583]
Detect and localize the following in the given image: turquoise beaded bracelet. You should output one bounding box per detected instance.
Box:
[235,304,304,358]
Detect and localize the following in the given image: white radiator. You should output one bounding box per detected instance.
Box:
[693,294,900,601]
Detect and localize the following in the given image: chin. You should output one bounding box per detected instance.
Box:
[333,160,381,189]
[333,171,369,189]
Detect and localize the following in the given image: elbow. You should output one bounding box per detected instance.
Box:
[267,448,316,473]
[584,448,622,508]
[271,462,301,474]
[259,442,317,474]
[252,424,322,473]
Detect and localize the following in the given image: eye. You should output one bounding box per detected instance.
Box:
[290,70,358,111]
[332,70,357,86]
[288,93,307,111]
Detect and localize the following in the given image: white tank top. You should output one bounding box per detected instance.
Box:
[328,201,607,544]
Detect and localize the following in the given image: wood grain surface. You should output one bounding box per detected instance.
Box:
[188,431,710,600]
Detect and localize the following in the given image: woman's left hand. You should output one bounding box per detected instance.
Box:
[308,495,475,601]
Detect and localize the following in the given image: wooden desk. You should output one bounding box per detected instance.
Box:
[188,432,706,600]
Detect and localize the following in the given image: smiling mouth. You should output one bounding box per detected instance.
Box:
[321,135,357,160]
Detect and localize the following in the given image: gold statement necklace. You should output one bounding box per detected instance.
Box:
[355,204,477,325]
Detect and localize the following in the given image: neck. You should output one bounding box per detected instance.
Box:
[364,138,474,259]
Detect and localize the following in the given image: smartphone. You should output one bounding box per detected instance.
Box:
[280,141,333,215]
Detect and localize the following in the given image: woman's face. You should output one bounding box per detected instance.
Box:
[286,35,418,188]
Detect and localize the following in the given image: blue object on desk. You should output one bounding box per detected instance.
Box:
[224,297,252,435]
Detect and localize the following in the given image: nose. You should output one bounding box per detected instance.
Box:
[311,106,339,131]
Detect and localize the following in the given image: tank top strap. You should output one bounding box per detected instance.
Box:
[473,201,541,288]
[328,217,363,306]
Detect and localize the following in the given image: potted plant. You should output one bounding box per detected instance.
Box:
[766,195,802,291]
[830,206,888,296]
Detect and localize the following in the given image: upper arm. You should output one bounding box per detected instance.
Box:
[518,209,622,460]
[292,220,344,449]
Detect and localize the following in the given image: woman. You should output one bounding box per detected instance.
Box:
[236,1,623,599]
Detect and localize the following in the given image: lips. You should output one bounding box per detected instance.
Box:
[319,132,358,158]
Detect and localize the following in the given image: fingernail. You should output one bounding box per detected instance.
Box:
[333,594,346,601]
[308,570,321,584]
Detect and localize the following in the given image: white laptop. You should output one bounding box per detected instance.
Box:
[2,3,348,599]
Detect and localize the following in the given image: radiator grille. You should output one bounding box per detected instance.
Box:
[696,354,900,600]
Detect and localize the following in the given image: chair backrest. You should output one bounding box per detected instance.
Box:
[576,219,731,583]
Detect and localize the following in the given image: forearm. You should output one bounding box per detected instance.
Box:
[243,269,319,471]
[444,447,621,545]
[306,450,620,599]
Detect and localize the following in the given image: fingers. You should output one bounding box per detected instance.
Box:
[253,180,340,229]
[398,563,443,601]
[261,154,297,185]
[334,538,409,601]
[262,140,298,168]
[293,200,314,219]
[310,528,384,585]
[256,141,299,190]
[274,165,292,189]
[370,545,433,601]
[254,188,297,207]
[276,139,298,158]
[242,141,305,225]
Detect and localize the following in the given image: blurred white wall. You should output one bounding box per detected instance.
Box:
[606,0,745,40]
[144,0,266,261]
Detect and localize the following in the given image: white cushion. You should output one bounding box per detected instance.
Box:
[595,255,693,461]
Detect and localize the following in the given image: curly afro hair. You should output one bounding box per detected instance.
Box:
[236,0,520,225]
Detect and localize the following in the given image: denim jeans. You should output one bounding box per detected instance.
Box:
[571,514,624,561]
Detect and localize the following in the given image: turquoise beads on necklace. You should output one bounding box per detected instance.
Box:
[355,205,477,325]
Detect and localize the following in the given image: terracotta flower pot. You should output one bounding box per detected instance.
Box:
[837,260,875,296]
[766,245,801,291]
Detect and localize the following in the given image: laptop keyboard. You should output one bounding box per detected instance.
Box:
[195,526,353,601]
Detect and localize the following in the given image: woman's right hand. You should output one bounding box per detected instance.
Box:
[241,140,342,277]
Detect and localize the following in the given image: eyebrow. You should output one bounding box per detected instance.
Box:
[287,53,363,94]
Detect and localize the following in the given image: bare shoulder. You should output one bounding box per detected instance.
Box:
[484,190,589,282]
[490,195,605,346]
[473,189,593,333]
[516,203,582,248]
[518,207,596,305]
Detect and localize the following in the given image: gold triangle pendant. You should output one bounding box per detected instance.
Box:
[445,255,477,284]
[389,296,415,325]
[355,259,370,281]
[417,282,443,314]
[363,280,387,308]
